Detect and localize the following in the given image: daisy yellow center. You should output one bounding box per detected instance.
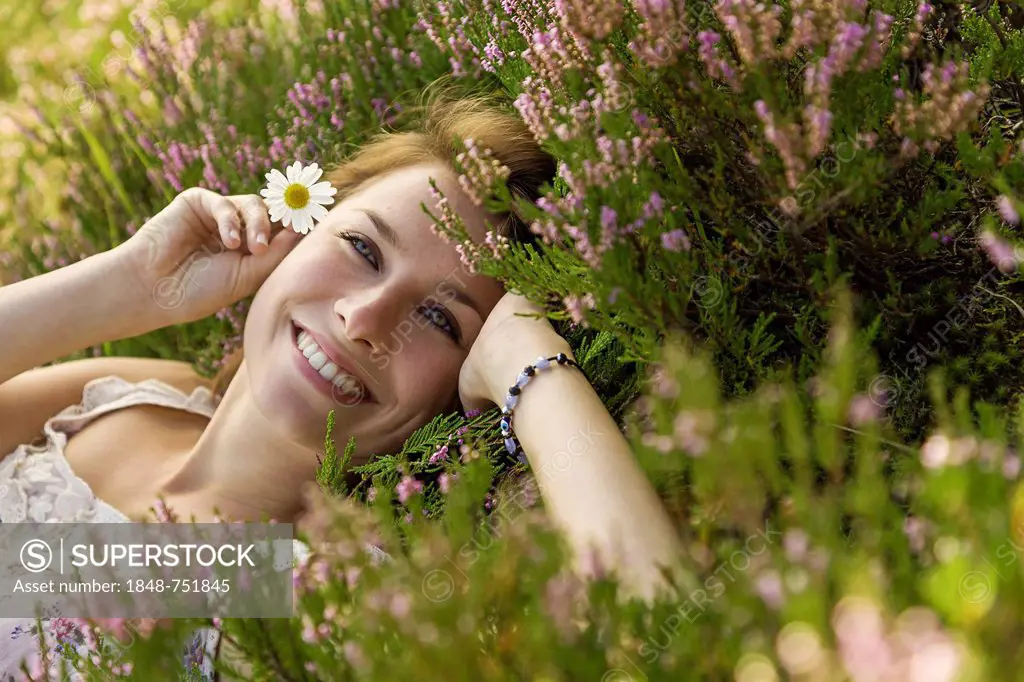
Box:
[284,183,310,209]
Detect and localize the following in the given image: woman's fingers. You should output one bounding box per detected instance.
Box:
[179,187,243,249]
[232,194,273,254]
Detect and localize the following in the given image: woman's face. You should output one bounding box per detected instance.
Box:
[243,161,506,459]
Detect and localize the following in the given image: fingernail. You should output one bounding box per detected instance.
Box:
[229,229,240,243]
[256,233,268,246]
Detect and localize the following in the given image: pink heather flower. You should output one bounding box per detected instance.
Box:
[847,393,881,426]
[456,138,511,206]
[904,517,927,553]
[978,229,1019,273]
[343,640,367,669]
[920,433,951,468]
[429,445,449,464]
[804,104,833,157]
[390,591,412,619]
[438,472,456,494]
[902,1,933,56]
[996,194,1020,225]
[754,570,785,609]
[599,205,617,232]
[396,476,424,504]
[661,228,691,251]
[564,292,596,326]
[555,0,624,41]
[892,60,990,149]
[673,410,714,456]
[697,31,741,89]
[754,99,808,190]
[543,574,582,642]
[831,597,893,680]
[301,615,320,643]
[152,497,179,523]
[784,529,809,561]
[629,0,689,67]
[716,0,783,67]
[1003,453,1021,479]
[642,191,664,219]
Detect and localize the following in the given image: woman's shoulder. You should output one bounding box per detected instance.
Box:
[0,356,212,455]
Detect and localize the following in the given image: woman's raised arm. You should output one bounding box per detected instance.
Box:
[460,292,684,602]
[0,249,162,386]
[0,188,300,387]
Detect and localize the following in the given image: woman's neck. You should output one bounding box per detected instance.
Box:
[156,362,319,523]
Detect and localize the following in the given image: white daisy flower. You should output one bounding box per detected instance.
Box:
[260,161,337,235]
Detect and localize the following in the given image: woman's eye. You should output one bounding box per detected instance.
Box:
[421,305,459,341]
[338,230,379,270]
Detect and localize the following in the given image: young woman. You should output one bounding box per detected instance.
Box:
[0,94,682,679]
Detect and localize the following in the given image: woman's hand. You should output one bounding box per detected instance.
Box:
[114,188,303,326]
[458,291,572,413]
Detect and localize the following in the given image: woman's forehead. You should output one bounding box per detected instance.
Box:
[333,161,497,246]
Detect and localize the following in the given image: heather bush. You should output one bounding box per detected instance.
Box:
[4,0,1024,680]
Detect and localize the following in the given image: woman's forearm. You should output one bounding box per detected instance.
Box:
[487,335,684,601]
[0,248,161,385]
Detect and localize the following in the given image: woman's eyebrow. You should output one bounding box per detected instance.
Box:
[354,206,482,318]
[357,208,404,252]
[447,286,482,319]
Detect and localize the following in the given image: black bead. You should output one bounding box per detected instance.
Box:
[524,366,536,376]
[555,353,568,364]
[509,385,521,396]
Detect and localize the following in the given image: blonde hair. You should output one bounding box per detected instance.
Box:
[209,85,557,396]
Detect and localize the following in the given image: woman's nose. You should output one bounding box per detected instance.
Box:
[333,287,405,351]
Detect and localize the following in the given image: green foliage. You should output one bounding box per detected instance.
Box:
[5,0,1024,680]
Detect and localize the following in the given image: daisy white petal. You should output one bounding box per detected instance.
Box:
[308,180,337,196]
[308,202,330,221]
[300,164,323,185]
[308,192,336,206]
[265,169,287,186]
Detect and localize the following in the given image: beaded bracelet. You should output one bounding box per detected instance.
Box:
[500,352,583,465]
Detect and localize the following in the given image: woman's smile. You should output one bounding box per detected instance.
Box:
[290,320,373,405]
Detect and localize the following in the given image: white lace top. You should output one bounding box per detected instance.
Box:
[0,375,319,680]
[0,375,219,525]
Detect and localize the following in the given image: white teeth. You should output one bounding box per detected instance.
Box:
[333,373,362,397]
[319,362,338,381]
[294,327,367,401]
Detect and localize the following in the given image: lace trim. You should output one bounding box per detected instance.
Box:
[0,375,218,525]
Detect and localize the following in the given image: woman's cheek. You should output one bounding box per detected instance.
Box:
[397,343,460,392]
